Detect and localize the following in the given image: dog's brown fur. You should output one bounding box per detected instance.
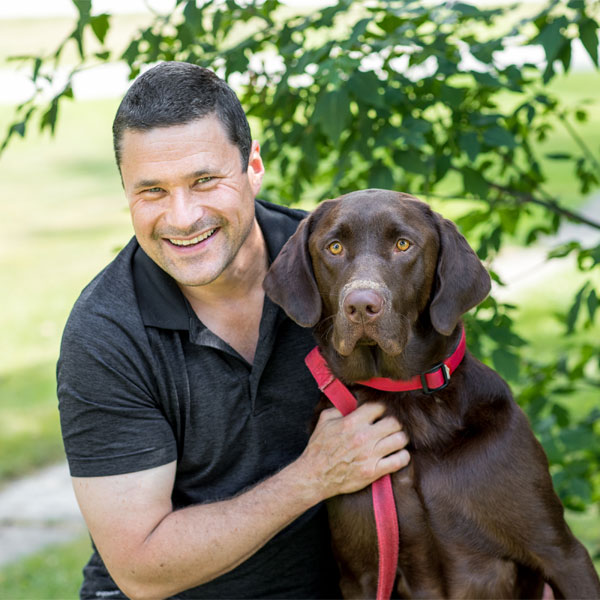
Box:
[263,190,600,599]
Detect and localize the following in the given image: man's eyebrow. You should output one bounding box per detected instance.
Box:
[133,170,213,191]
[133,178,162,190]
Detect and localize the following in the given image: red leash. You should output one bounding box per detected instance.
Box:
[305,328,466,600]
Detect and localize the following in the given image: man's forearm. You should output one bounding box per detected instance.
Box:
[118,458,321,600]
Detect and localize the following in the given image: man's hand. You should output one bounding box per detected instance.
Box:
[294,402,410,501]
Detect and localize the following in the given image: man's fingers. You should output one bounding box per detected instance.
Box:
[351,401,388,424]
[371,415,403,438]
[375,430,409,457]
[377,449,411,476]
[317,406,343,422]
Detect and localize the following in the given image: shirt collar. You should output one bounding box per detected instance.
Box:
[133,199,305,330]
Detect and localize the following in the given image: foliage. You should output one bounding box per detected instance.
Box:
[3,0,599,516]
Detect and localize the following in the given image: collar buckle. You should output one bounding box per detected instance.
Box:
[420,363,451,394]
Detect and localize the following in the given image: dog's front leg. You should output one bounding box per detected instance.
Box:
[327,489,380,599]
[533,532,600,599]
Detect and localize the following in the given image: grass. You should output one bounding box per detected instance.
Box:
[0,535,91,599]
[0,96,132,485]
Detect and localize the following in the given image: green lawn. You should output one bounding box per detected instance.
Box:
[0,535,91,599]
[0,95,132,482]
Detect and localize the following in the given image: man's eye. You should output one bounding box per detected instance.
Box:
[195,176,213,185]
[143,187,164,194]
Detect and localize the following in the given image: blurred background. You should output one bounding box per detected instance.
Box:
[0,0,598,597]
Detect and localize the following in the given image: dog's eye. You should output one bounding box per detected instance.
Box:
[328,241,343,255]
[396,239,411,251]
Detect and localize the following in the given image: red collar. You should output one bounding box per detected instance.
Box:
[304,328,467,600]
[358,326,466,393]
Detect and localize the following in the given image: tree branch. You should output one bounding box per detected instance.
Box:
[490,182,600,230]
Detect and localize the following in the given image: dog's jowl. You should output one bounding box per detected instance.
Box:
[263,189,600,599]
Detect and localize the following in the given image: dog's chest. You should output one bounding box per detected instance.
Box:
[352,386,464,452]
[333,388,521,597]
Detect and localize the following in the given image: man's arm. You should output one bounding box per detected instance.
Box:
[73,402,409,600]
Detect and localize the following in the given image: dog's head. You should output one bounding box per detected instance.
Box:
[264,190,490,379]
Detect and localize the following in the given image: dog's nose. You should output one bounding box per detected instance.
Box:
[343,289,384,323]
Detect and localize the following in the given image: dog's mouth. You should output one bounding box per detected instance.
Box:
[333,326,405,358]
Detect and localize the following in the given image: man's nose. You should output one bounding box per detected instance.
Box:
[167,189,203,232]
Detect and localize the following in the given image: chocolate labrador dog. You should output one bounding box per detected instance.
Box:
[263,190,600,599]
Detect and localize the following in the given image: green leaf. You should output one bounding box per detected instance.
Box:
[551,403,571,428]
[545,152,572,160]
[225,47,249,74]
[459,131,480,162]
[90,14,110,44]
[434,153,451,180]
[559,40,572,72]
[566,281,590,333]
[40,99,59,135]
[369,160,395,189]
[395,149,429,175]
[121,39,139,66]
[579,18,599,66]
[462,167,488,197]
[183,1,205,33]
[32,57,42,82]
[472,71,501,89]
[452,3,482,17]
[313,88,350,143]
[72,0,91,19]
[377,13,407,34]
[587,289,598,322]
[483,126,516,149]
[535,17,568,64]
[349,71,385,108]
[440,85,465,109]
[491,347,520,381]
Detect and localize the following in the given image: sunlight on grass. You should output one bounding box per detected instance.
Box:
[0,535,92,600]
[0,363,66,483]
[0,97,131,482]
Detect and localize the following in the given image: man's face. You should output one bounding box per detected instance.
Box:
[120,116,264,288]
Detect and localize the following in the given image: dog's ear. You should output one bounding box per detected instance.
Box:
[263,209,324,327]
[429,216,491,336]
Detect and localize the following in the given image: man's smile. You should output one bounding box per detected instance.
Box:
[165,227,219,248]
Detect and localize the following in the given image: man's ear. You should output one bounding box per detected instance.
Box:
[247,140,264,196]
[263,202,335,327]
[429,215,491,336]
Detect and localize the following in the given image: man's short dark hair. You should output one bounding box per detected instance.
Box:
[113,62,252,172]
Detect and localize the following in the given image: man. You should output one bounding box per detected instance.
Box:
[57,61,409,600]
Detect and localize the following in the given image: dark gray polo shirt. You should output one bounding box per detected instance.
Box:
[57,200,339,599]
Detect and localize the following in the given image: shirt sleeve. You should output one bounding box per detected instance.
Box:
[57,296,178,478]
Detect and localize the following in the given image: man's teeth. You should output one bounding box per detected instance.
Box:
[169,229,216,246]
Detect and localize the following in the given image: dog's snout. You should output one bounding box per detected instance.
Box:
[343,289,384,323]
